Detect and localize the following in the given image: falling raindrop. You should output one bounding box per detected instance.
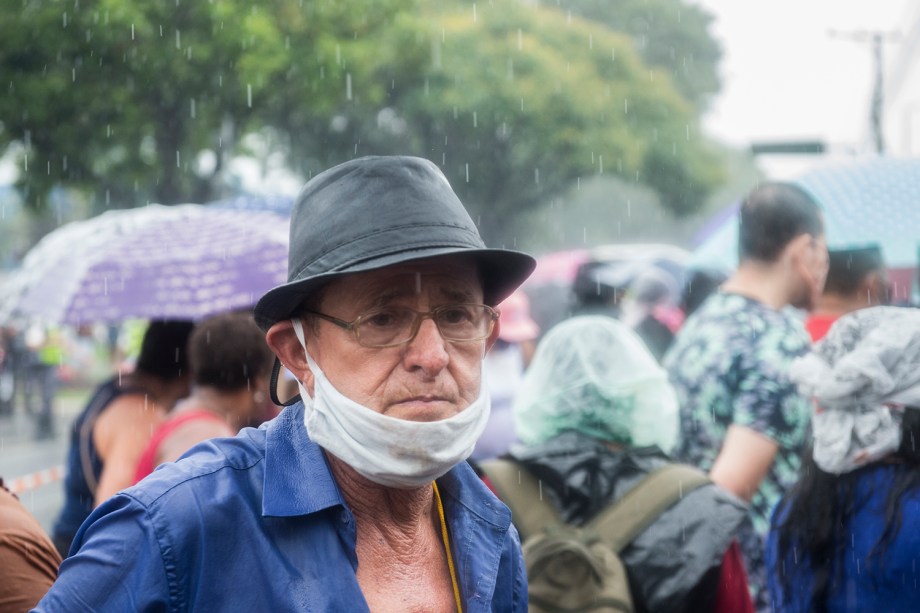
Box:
[175,29,181,50]
[247,84,252,108]
[465,164,470,182]
[131,24,135,40]
[346,73,352,101]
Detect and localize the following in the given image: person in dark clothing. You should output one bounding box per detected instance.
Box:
[506,315,752,612]
[680,267,729,318]
[51,320,193,557]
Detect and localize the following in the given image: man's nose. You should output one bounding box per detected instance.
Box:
[402,317,450,374]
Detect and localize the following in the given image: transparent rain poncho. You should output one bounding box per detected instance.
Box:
[512,315,679,453]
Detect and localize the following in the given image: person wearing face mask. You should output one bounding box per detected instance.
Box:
[35,156,535,612]
[663,182,829,610]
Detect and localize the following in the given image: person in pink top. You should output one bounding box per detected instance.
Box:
[134,311,276,482]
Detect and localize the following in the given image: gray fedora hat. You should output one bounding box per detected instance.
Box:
[254,155,536,330]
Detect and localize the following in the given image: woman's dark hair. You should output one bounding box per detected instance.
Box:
[135,320,195,380]
[776,408,920,611]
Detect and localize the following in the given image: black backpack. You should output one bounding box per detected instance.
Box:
[480,460,710,613]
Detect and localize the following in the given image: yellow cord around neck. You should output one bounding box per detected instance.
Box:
[433,481,463,613]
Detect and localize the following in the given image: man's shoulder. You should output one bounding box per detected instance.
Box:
[125,425,269,511]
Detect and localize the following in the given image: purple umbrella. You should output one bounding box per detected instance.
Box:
[0,204,289,324]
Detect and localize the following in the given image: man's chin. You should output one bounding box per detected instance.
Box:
[385,400,462,422]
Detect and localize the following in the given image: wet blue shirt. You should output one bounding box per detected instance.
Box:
[35,403,527,612]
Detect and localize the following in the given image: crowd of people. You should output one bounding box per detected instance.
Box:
[1,154,917,611]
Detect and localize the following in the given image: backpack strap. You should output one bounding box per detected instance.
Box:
[588,463,711,552]
[479,459,563,541]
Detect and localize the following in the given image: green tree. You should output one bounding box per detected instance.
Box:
[0,0,405,213]
[291,1,723,244]
[0,0,723,249]
[549,0,722,110]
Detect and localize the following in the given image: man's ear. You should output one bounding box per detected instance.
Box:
[784,233,813,267]
[485,318,502,354]
[265,320,314,391]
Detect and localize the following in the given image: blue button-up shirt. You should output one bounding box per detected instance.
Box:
[35,404,527,612]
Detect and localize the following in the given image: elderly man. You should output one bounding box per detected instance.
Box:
[35,156,534,612]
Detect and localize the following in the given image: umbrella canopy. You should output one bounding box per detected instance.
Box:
[0,204,289,324]
[693,157,920,271]
[693,158,920,268]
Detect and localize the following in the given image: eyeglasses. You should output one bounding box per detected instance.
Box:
[301,303,499,348]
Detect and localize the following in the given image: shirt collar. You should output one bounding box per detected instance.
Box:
[263,402,345,517]
[261,402,513,533]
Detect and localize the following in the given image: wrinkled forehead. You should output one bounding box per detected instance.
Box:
[320,256,484,310]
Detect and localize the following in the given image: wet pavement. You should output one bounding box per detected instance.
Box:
[0,388,89,533]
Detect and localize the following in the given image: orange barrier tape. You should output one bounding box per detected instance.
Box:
[7,465,65,494]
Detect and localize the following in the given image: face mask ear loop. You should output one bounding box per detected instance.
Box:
[268,318,312,407]
[269,357,301,407]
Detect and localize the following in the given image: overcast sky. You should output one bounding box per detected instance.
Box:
[693,0,913,177]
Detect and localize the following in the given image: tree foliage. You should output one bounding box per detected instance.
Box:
[0,0,402,211]
[307,1,724,243]
[548,0,723,110]
[0,0,724,246]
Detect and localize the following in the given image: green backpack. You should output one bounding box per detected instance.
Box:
[480,460,710,613]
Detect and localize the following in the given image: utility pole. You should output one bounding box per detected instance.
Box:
[829,29,900,155]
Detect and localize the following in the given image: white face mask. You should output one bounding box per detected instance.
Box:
[291,318,490,489]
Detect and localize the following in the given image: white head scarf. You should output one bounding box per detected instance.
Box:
[512,315,679,452]
[790,306,920,474]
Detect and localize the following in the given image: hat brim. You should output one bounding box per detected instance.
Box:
[254,247,535,331]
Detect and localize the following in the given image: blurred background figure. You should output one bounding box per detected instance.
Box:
[664,182,828,609]
[133,311,275,482]
[804,245,889,342]
[680,267,730,320]
[22,323,63,440]
[571,260,683,363]
[570,259,633,319]
[767,307,920,611]
[618,266,683,362]
[0,477,61,611]
[472,289,540,461]
[51,320,193,557]
[497,316,750,612]
[0,325,17,417]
